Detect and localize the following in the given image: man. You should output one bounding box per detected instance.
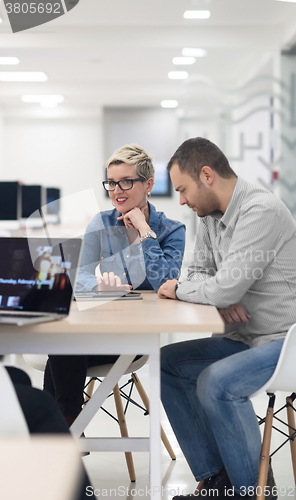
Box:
[158,137,296,499]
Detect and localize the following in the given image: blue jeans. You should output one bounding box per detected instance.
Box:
[161,336,284,492]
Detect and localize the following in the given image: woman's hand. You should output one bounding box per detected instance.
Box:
[96,272,132,291]
[218,302,251,324]
[117,207,150,236]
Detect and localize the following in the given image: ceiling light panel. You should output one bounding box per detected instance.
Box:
[173,57,196,65]
[0,57,19,65]
[0,72,48,82]
[161,100,178,108]
[183,11,211,19]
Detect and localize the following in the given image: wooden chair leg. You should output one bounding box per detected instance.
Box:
[195,480,205,494]
[113,383,136,482]
[286,396,296,486]
[83,378,96,405]
[131,372,176,460]
[257,395,275,500]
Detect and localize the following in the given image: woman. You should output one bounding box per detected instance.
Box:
[44,144,185,424]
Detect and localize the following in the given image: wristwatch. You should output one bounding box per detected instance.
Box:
[139,230,157,243]
[175,281,180,300]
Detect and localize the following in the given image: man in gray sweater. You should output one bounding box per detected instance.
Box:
[158,137,296,499]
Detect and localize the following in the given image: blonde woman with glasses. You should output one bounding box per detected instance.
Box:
[44,144,185,425]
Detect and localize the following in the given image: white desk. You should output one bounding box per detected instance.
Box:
[0,292,224,500]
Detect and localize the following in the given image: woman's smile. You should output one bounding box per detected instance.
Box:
[115,196,128,205]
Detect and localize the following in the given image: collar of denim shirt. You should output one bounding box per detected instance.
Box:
[109,201,160,234]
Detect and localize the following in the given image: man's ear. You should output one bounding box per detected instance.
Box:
[200,166,215,185]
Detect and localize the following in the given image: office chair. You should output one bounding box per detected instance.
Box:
[23,353,176,482]
[250,323,296,500]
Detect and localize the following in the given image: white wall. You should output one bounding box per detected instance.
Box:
[3,117,103,226]
[227,94,272,188]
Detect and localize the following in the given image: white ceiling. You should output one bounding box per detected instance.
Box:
[0,0,296,118]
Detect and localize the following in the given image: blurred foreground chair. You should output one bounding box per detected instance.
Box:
[250,323,296,500]
[23,353,176,482]
[0,363,29,437]
[0,364,82,500]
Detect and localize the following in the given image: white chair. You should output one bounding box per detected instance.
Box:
[251,323,296,500]
[23,353,176,482]
[0,364,29,437]
[0,363,83,500]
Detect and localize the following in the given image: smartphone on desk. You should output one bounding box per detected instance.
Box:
[74,291,142,301]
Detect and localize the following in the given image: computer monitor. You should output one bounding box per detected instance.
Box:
[0,181,21,223]
[151,162,172,197]
[46,187,61,224]
[21,185,46,227]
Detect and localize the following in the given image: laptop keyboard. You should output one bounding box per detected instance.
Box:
[0,313,47,319]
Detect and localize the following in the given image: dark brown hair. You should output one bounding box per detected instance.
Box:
[167,137,237,181]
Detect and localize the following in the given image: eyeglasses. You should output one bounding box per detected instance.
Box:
[102,178,146,192]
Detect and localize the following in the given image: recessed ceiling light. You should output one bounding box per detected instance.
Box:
[0,72,48,82]
[182,48,207,57]
[183,10,211,19]
[168,71,188,80]
[173,57,196,65]
[0,57,19,65]
[275,0,296,2]
[21,95,64,103]
[161,100,179,108]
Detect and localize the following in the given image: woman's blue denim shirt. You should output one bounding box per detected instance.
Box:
[76,202,185,292]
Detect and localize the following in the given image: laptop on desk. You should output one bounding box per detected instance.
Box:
[0,237,82,326]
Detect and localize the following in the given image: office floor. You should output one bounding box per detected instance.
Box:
[8,333,296,500]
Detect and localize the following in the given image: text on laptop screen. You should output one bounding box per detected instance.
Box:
[0,238,81,313]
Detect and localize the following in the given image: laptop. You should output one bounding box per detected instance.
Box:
[0,237,82,326]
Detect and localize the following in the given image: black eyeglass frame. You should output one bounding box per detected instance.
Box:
[102,177,146,192]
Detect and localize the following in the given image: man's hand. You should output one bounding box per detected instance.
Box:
[96,272,132,291]
[117,207,150,235]
[158,279,178,299]
[218,302,251,324]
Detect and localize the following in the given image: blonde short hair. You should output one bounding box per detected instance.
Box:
[106,144,154,180]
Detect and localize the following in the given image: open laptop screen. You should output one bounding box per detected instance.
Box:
[0,237,82,314]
